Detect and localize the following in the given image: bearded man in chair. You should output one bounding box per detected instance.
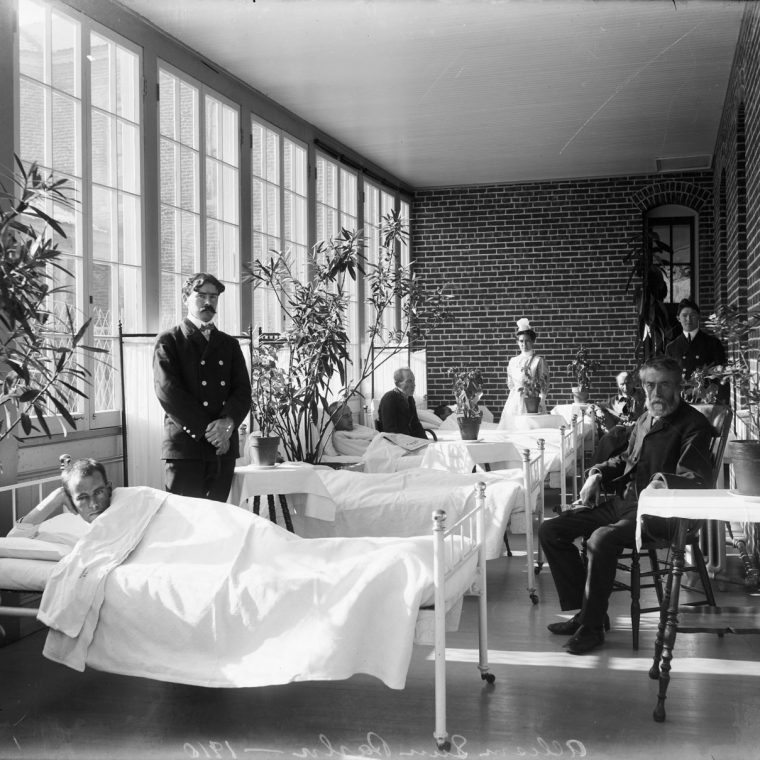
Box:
[538,356,714,654]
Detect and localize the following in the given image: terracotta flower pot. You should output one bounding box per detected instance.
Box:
[572,386,589,403]
[727,440,760,495]
[247,434,281,467]
[457,415,482,441]
[524,396,540,414]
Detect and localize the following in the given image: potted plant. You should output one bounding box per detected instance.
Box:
[698,305,760,495]
[244,211,449,463]
[517,365,545,413]
[248,340,288,466]
[624,227,673,361]
[0,158,99,465]
[566,346,601,403]
[449,367,484,439]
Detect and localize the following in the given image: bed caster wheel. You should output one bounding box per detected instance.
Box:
[435,738,452,751]
[481,672,496,684]
[530,592,539,605]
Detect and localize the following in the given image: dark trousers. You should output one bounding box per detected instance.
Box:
[538,498,638,629]
[164,458,236,502]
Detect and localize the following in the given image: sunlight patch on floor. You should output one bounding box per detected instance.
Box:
[428,648,760,675]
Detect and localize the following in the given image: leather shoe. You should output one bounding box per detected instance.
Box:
[547,613,610,636]
[565,625,605,655]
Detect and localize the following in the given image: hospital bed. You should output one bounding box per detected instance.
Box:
[0,473,493,752]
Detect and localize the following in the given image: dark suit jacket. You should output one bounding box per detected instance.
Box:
[377,389,426,439]
[593,400,714,500]
[153,319,251,461]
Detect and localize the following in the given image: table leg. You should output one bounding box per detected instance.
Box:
[653,519,687,723]
[267,494,277,523]
[279,494,294,533]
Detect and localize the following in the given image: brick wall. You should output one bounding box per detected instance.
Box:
[412,172,713,414]
[713,3,760,315]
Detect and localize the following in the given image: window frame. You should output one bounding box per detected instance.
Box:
[14,0,145,433]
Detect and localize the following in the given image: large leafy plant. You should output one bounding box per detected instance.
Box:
[624,227,673,360]
[698,305,760,438]
[244,210,449,463]
[1,158,100,444]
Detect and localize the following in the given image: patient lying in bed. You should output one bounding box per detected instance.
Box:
[37,484,475,690]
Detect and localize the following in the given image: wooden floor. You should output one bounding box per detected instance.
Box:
[1,533,760,760]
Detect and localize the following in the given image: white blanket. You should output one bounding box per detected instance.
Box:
[296,468,524,559]
[39,487,445,690]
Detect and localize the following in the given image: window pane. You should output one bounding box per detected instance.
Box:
[120,193,141,266]
[91,109,112,185]
[179,81,198,148]
[52,91,78,175]
[51,11,78,96]
[159,69,177,139]
[115,46,138,121]
[116,120,140,194]
[19,79,47,164]
[92,184,115,261]
[179,145,198,212]
[90,33,111,111]
[160,138,177,205]
[18,0,47,83]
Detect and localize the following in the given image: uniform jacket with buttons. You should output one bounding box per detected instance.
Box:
[593,400,714,500]
[665,330,729,404]
[153,319,251,460]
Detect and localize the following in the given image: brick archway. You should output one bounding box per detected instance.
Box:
[630,181,711,213]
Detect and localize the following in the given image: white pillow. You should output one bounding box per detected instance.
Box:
[0,536,70,561]
[417,408,443,429]
[36,513,90,547]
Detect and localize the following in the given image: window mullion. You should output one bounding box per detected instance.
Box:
[81,23,94,423]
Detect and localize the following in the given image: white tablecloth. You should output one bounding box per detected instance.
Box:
[636,488,760,549]
[229,463,337,519]
[422,428,562,475]
[497,413,566,431]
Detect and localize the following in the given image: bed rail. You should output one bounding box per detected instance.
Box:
[558,414,584,510]
[431,481,494,751]
[0,473,63,528]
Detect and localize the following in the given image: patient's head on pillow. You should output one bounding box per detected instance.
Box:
[61,458,112,523]
[328,401,354,431]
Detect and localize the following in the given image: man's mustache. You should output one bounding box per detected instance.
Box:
[200,305,216,314]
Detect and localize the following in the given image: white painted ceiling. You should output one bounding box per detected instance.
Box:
[113,0,746,188]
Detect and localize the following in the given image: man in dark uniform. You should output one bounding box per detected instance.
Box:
[665,298,729,403]
[377,367,426,439]
[153,273,251,501]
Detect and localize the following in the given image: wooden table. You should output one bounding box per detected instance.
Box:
[637,488,760,722]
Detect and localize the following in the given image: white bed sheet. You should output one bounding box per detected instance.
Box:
[39,486,477,690]
[0,557,56,592]
[289,468,524,560]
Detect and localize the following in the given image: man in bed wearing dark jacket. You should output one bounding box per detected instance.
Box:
[153,273,251,502]
[538,356,714,654]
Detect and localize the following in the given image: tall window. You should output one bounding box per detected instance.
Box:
[159,65,240,332]
[316,153,358,350]
[17,0,143,428]
[364,181,397,342]
[251,118,307,332]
